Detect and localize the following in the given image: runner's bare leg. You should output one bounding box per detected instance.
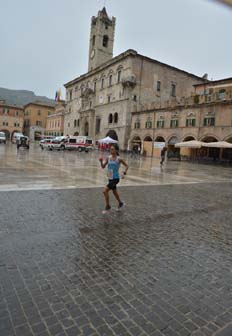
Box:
[103,187,110,207]
[113,189,121,204]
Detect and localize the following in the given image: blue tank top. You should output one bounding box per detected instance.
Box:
[107,155,120,180]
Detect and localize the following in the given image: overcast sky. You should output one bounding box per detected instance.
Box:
[0,0,231,99]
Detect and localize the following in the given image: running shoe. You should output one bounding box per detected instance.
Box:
[118,202,124,209]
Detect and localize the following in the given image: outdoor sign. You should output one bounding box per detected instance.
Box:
[153,142,166,149]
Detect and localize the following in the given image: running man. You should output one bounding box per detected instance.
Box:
[99,145,129,212]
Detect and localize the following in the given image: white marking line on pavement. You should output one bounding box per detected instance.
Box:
[0,180,213,192]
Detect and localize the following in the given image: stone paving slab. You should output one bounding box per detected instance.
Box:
[215,324,232,336]
[0,183,232,335]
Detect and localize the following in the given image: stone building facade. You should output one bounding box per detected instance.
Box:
[64,8,205,150]
[0,100,24,139]
[45,101,65,137]
[24,102,55,140]
[130,78,232,157]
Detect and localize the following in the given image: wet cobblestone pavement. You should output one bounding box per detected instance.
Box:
[0,182,232,336]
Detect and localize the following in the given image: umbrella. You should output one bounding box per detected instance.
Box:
[98,136,118,144]
[175,140,203,148]
[202,141,232,148]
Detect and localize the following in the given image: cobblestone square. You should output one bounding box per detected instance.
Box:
[0,174,232,335]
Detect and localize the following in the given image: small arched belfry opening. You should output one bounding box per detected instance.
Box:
[103,35,109,48]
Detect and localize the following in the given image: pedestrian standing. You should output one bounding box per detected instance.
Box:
[99,145,129,212]
[160,147,167,166]
[16,137,21,150]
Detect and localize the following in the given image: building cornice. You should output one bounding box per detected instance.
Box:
[0,103,24,110]
[64,49,206,88]
[47,112,64,119]
[24,102,55,109]
[193,77,232,87]
[131,99,232,115]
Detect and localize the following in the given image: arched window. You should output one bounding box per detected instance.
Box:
[77,119,80,127]
[108,114,113,124]
[219,89,225,100]
[134,120,140,129]
[117,70,122,83]
[92,35,96,47]
[114,113,118,124]
[103,35,109,48]
[109,74,113,87]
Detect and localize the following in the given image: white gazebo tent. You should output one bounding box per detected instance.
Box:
[98,136,118,144]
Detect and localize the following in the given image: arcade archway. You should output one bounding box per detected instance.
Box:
[155,136,165,142]
[143,136,153,156]
[222,136,232,161]
[84,122,89,136]
[200,136,219,160]
[168,136,180,160]
[183,136,196,142]
[106,130,118,141]
[0,129,10,139]
[131,136,142,153]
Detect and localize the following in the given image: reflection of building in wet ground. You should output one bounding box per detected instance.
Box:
[64,7,232,164]
[1,144,232,191]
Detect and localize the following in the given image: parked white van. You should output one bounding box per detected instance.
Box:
[65,136,93,152]
[0,132,6,144]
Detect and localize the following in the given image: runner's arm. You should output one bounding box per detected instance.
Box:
[99,158,108,169]
[120,159,129,174]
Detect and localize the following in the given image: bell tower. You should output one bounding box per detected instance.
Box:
[88,7,116,72]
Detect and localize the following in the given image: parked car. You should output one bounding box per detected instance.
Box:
[40,138,53,150]
[44,136,67,151]
[40,136,55,149]
[0,132,6,144]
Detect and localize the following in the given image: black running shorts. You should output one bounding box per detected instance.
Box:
[107,179,119,190]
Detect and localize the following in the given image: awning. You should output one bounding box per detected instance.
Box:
[175,140,203,148]
[202,141,232,148]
